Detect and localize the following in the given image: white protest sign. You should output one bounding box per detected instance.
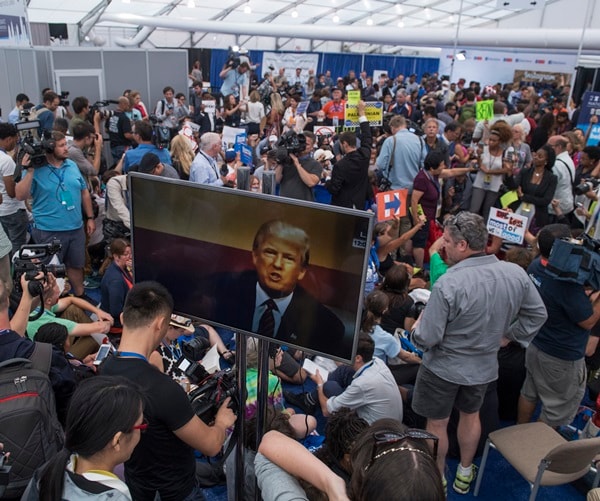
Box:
[487,208,527,244]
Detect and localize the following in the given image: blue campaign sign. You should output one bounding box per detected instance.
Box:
[576,91,600,146]
[240,144,253,166]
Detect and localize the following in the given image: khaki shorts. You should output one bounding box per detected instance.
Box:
[521,343,586,428]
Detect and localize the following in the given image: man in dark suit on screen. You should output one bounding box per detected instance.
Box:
[213,220,345,356]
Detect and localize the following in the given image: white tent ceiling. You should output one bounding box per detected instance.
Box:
[24,0,600,53]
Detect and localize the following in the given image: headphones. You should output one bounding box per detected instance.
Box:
[41,131,56,153]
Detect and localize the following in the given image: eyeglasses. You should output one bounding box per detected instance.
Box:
[448,212,469,245]
[365,429,439,471]
[130,419,148,432]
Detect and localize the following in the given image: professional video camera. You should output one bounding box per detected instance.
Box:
[59,91,70,108]
[225,46,247,69]
[147,114,171,150]
[546,233,600,290]
[173,328,239,423]
[15,111,53,168]
[575,178,600,196]
[274,130,307,163]
[13,240,66,297]
[188,369,238,424]
[88,100,118,122]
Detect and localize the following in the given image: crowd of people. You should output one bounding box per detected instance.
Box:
[1,57,600,501]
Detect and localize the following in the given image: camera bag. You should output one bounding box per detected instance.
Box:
[0,343,64,498]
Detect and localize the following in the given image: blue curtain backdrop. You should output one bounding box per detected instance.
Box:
[208,48,439,91]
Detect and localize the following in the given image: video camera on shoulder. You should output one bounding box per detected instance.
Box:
[546,233,600,290]
[13,240,66,296]
[274,130,306,163]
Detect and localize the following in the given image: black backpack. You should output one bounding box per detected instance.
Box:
[0,343,64,498]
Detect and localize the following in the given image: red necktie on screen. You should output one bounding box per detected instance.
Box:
[258,299,277,338]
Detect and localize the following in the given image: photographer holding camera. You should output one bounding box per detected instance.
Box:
[275,131,322,202]
[219,60,250,102]
[101,281,236,501]
[15,131,96,299]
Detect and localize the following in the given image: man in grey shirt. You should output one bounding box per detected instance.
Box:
[411,211,547,495]
[68,122,103,182]
[308,334,403,425]
[275,132,322,202]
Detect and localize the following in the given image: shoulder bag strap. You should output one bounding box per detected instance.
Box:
[28,342,53,375]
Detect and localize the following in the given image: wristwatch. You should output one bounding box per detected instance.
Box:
[85,216,94,220]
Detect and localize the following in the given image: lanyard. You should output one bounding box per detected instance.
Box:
[116,351,147,362]
[49,165,66,188]
[199,150,218,178]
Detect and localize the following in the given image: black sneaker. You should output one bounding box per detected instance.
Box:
[283,390,316,415]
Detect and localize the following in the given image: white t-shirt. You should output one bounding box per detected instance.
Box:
[472,146,505,193]
[0,150,27,216]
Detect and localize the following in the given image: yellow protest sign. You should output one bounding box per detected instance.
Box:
[347,90,361,105]
[344,102,383,127]
[476,100,494,121]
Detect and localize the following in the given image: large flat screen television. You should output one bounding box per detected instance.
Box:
[129,173,373,362]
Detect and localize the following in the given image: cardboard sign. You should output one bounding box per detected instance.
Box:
[376,189,408,221]
[345,101,384,127]
[487,208,527,244]
[476,100,495,121]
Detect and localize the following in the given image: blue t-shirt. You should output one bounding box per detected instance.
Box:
[31,159,87,231]
[370,324,401,363]
[122,144,172,173]
[528,257,592,361]
[220,68,248,98]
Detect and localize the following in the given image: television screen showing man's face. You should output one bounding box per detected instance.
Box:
[252,235,307,298]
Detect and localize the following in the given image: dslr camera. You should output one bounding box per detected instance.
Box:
[88,100,118,122]
[59,91,70,108]
[13,240,66,296]
[575,178,600,196]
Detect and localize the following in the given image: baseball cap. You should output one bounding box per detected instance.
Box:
[137,152,161,173]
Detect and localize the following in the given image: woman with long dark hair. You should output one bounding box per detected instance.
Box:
[23,376,145,500]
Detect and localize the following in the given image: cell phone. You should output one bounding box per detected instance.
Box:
[576,202,584,209]
[94,344,113,365]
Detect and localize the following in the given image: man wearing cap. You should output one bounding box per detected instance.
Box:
[133,152,180,179]
[321,89,346,127]
[326,101,372,209]
[122,120,172,174]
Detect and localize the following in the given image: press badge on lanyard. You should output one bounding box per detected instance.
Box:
[52,167,75,211]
